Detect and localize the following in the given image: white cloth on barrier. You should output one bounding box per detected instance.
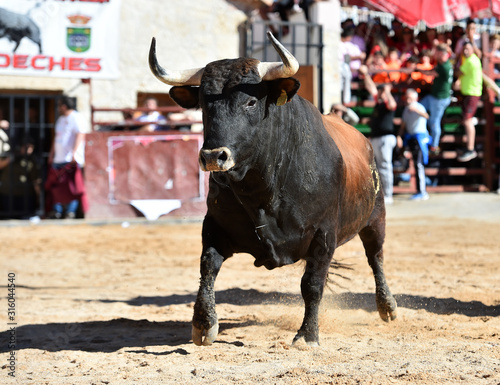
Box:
[129,199,182,220]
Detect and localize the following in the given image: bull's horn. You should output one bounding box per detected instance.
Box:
[149,37,205,86]
[257,31,300,80]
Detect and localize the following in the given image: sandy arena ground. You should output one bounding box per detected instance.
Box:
[0,193,499,384]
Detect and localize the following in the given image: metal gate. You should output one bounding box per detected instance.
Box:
[0,94,59,219]
[244,20,324,112]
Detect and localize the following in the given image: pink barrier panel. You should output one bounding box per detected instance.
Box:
[84,131,208,219]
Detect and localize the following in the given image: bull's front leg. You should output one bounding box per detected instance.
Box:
[293,237,333,347]
[192,246,224,346]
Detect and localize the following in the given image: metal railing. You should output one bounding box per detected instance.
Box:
[245,20,324,112]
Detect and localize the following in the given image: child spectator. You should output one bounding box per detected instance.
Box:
[417,49,434,85]
[385,47,402,83]
[398,88,431,201]
[399,55,420,85]
[369,51,390,84]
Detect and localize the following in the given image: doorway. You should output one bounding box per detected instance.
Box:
[0,92,61,219]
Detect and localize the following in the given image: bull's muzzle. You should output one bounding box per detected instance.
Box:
[199,147,235,172]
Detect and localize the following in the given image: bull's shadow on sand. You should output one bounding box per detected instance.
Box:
[0,289,497,354]
[92,288,499,318]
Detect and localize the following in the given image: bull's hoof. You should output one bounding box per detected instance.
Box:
[377,296,398,322]
[379,308,398,322]
[291,333,319,347]
[192,322,219,346]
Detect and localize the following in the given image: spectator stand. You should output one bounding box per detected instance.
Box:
[481,32,500,192]
[346,43,499,193]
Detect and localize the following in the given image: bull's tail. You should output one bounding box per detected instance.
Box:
[326,258,353,290]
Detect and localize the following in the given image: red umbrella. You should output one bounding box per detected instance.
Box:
[359,0,499,27]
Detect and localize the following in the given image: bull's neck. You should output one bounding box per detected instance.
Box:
[229,99,313,204]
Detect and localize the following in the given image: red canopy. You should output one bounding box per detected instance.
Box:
[355,0,500,27]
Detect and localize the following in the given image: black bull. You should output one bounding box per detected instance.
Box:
[149,33,397,346]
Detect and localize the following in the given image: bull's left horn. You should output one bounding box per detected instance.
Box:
[149,37,205,86]
[257,31,300,81]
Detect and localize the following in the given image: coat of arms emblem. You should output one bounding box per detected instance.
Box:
[67,14,91,53]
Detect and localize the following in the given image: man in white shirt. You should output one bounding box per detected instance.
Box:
[48,96,86,218]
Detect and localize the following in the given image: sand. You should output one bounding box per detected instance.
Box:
[0,193,499,384]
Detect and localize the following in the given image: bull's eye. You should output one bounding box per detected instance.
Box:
[245,98,257,110]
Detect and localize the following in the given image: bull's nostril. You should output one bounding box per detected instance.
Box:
[218,151,228,162]
[200,147,233,171]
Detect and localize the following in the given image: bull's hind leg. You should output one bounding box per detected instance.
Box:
[358,206,397,322]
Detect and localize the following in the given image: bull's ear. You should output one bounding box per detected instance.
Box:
[269,78,300,106]
[169,86,199,109]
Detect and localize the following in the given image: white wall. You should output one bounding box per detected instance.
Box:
[0,0,341,129]
[0,0,246,131]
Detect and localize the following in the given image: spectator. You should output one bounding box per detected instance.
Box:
[330,103,360,126]
[454,19,482,63]
[136,97,167,132]
[399,55,420,85]
[450,25,465,53]
[419,44,454,154]
[454,40,483,162]
[396,27,419,63]
[0,120,11,212]
[385,47,402,83]
[0,137,41,218]
[366,30,389,66]
[436,31,453,54]
[352,22,368,56]
[0,120,10,158]
[387,19,404,48]
[397,88,431,201]
[486,34,500,94]
[260,0,315,36]
[486,34,500,78]
[341,26,366,80]
[368,51,390,84]
[417,28,438,54]
[167,110,203,132]
[416,49,434,85]
[339,27,355,104]
[47,96,86,219]
[359,65,397,204]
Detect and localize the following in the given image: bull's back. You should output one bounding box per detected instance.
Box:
[322,113,379,242]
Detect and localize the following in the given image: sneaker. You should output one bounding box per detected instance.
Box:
[65,212,76,219]
[48,211,62,219]
[410,193,429,201]
[384,196,394,205]
[457,150,477,162]
[429,146,441,156]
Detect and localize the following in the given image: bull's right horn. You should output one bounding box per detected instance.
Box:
[149,37,205,86]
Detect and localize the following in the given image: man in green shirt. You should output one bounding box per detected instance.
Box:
[454,40,483,162]
[420,44,454,154]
